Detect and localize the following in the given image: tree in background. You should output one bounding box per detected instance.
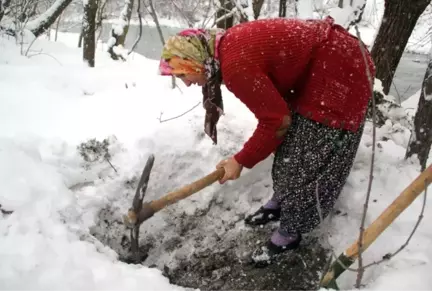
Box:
[371,0,430,95]
[215,0,234,29]
[279,0,287,17]
[406,50,432,170]
[0,0,73,37]
[78,0,107,47]
[83,0,97,67]
[252,0,264,19]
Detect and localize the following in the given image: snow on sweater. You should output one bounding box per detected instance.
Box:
[218,17,375,169]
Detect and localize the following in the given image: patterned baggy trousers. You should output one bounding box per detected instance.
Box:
[271,112,364,234]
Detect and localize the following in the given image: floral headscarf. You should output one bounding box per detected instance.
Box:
[159,28,226,144]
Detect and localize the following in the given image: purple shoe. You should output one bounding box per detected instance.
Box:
[251,231,302,267]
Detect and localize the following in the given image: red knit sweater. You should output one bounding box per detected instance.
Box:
[218,17,375,169]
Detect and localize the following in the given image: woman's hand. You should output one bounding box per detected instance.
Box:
[216,157,243,184]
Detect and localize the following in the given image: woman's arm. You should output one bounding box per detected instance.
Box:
[224,71,291,169]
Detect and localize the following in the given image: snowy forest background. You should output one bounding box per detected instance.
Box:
[1,0,432,290]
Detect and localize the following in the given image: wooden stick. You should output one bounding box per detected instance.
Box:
[150,167,225,212]
[124,167,225,227]
[320,164,432,289]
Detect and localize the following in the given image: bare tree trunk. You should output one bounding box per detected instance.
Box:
[216,0,234,29]
[83,0,97,67]
[338,0,343,8]
[279,0,287,17]
[107,0,134,60]
[406,53,432,171]
[371,0,430,95]
[26,0,73,37]
[252,0,264,19]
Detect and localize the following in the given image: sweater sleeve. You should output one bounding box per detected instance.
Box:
[224,71,291,169]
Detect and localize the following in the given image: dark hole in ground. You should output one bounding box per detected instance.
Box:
[89,205,331,291]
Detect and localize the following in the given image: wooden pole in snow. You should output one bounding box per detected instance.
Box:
[320,164,432,289]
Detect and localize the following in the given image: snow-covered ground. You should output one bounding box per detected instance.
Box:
[0,28,431,291]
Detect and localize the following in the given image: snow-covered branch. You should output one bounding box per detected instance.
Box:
[231,0,248,21]
[26,0,73,37]
[329,0,366,29]
[213,6,237,27]
[107,0,134,61]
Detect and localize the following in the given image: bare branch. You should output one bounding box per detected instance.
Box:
[363,183,428,269]
[106,158,118,173]
[157,102,201,123]
[24,34,38,56]
[354,24,376,289]
[27,50,63,65]
[230,0,248,21]
[213,7,237,27]
[128,0,142,55]
[201,0,213,27]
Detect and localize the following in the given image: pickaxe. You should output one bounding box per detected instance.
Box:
[123,154,225,263]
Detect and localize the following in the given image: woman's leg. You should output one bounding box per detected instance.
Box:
[261,112,364,257]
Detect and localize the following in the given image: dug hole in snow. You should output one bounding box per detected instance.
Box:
[0,30,431,290]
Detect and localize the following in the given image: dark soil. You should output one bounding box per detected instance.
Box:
[90,205,330,291]
[162,227,330,290]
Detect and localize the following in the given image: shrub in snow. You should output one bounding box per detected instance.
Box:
[77,135,119,171]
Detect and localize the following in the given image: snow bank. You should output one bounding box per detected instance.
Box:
[0,139,183,290]
[1,30,431,290]
[0,36,190,290]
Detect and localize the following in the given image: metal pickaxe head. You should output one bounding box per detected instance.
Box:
[123,154,155,228]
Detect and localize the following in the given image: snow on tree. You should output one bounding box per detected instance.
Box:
[25,0,73,37]
[83,0,97,67]
[371,0,431,95]
[329,0,366,29]
[405,45,432,170]
[107,0,134,61]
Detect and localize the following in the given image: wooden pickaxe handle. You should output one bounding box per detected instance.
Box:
[320,163,432,289]
[126,167,225,226]
[149,167,225,212]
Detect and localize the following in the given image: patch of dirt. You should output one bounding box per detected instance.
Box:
[162,226,329,290]
[85,155,331,290]
[89,203,330,290]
